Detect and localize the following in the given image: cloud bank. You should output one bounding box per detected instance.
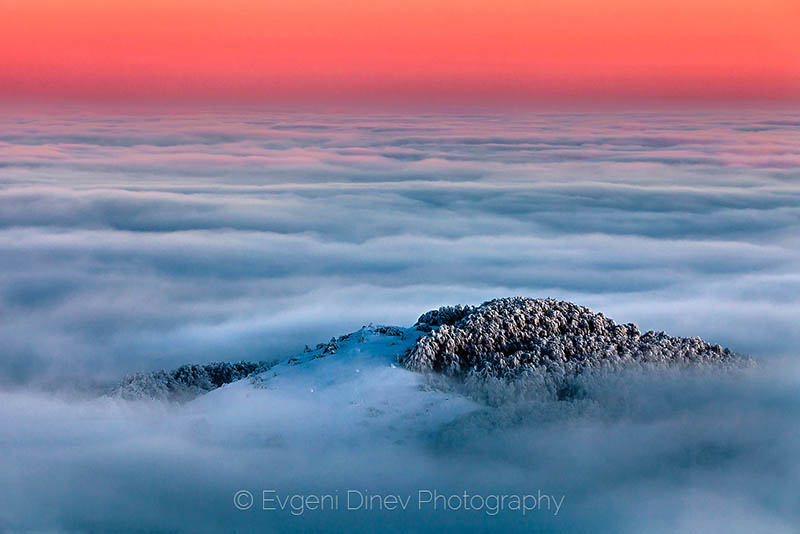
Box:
[1,111,800,386]
[1,360,798,533]
[1,110,799,533]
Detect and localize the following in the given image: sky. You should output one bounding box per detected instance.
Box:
[1,0,799,107]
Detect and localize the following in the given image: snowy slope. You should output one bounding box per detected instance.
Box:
[186,325,480,444]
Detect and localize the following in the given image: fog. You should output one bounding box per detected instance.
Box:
[2,360,798,533]
[0,110,799,532]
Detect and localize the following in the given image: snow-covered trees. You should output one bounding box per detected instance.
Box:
[405,297,748,390]
[415,304,476,328]
[110,361,274,401]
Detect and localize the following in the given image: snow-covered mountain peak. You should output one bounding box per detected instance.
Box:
[112,297,749,407]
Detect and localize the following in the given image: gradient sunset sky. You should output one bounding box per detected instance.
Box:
[1,0,798,107]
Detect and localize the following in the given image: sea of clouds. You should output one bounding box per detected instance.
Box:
[1,110,799,532]
[2,110,799,385]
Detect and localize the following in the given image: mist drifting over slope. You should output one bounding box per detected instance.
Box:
[1,319,799,533]
[1,111,799,532]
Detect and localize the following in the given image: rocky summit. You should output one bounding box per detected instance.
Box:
[404,297,747,381]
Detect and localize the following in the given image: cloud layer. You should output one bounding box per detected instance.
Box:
[1,361,798,533]
[1,111,799,385]
[1,110,800,533]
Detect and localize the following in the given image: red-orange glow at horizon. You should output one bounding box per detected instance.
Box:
[1,0,798,104]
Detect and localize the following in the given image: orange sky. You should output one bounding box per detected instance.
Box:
[1,0,798,107]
